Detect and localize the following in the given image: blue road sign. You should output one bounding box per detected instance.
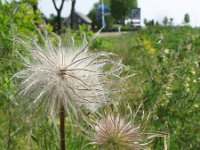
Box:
[97,4,110,27]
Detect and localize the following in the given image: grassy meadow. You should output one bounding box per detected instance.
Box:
[91,26,200,150]
[1,26,200,150]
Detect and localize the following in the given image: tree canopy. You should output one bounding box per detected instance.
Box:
[184,13,190,24]
[88,2,114,31]
[110,0,137,23]
[163,16,169,26]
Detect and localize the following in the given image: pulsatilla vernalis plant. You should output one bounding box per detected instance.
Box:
[13,31,125,150]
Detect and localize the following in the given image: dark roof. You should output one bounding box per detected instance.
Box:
[74,11,92,24]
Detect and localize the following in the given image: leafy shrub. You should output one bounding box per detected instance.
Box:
[0,0,44,55]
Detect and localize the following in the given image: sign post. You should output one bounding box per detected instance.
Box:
[101,0,105,27]
[130,8,141,28]
[97,2,110,28]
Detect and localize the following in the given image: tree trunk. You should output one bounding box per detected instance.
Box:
[57,11,62,34]
[60,104,66,150]
[52,0,65,34]
[70,0,76,29]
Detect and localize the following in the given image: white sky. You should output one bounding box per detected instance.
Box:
[38,0,99,17]
[38,0,200,27]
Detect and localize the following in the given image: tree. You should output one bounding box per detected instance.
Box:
[169,18,173,26]
[21,0,38,12]
[88,2,114,31]
[70,0,76,29]
[52,0,66,34]
[162,16,169,26]
[110,0,137,24]
[21,0,41,24]
[88,3,101,31]
[143,18,156,26]
[143,18,148,26]
[184,13,190,25]
[103,0,111,6]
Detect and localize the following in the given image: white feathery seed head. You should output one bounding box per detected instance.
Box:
[14,31,124,120]
[86,111,167,150]
[92,114,142,150]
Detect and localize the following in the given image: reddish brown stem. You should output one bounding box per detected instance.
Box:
[60,104,66,150]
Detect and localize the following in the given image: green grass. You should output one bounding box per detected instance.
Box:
[1,26,200,149]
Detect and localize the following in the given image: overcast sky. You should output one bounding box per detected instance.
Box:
[38,0,200,27]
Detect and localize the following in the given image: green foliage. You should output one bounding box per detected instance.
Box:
[87,3,101,31]
[90,26,200,149]
[110,0,137,23]
[0,1,51,149]
[88,2,114,31]
[90,37,113,49]
[0,0,43,55]
[162,16,169,26]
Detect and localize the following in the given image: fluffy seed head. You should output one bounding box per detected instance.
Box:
[92,114,142,150]
[14,32,124,120]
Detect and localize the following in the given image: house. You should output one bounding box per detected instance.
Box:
[66,11,92,30]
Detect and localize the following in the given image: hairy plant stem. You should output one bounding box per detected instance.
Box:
[60,104,66,150]
[6,108,12,150]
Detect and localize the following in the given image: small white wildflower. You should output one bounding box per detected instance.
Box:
[191,68,196,75]
[157,40,162,44]
[164,49,170,54]
[186,88,190,92]
[14,32,124,120]
[184,83,189,88]
[165,92,172,97]
[194,61,199,68]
